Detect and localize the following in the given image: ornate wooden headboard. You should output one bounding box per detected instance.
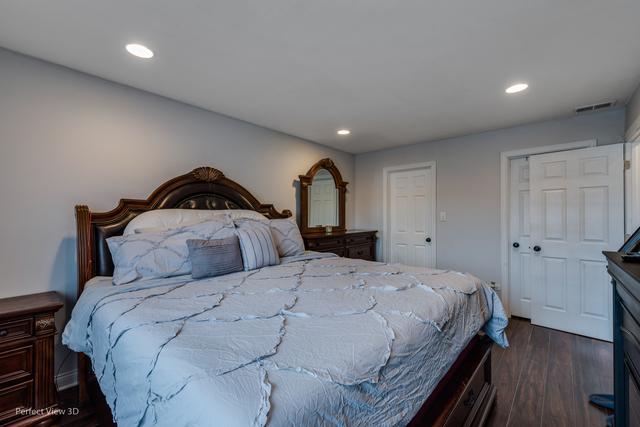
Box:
[75,166,292,296]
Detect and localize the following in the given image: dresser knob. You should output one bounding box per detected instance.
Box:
[0,330,7,337]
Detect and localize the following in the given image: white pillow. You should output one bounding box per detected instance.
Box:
[269,218,305,257]
[123,209,267,236]
[108,218,236,285]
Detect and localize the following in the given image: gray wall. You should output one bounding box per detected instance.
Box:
[627,83,640,141]
[0,48,354,379]
[355,109,626,284]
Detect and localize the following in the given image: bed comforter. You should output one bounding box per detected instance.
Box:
[63,253,508,427]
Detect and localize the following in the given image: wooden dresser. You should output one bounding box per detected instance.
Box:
[302,230,377,261]
[0,292,63,426]
[604,251,640,427]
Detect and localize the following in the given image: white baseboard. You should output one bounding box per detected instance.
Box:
[56,369,78,391]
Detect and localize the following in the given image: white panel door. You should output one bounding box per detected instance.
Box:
[529,144,624,341]
[509,158,533,318]
[388,167,435,267]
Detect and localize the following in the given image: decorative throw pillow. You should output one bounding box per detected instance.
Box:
[187,236,244,279]
[269,218,305,257]
[234,220,280,271]
[107,218,235,285]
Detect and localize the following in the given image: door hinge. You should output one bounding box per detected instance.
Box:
[625,160,631,170]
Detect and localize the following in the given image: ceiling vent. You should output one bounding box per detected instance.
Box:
[575,101,616,114]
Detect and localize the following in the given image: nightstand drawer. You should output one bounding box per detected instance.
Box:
[0,318,33,344]
[0,380,33,424]
[0,345,33,385]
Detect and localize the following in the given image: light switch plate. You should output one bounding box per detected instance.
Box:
[439,211,447,221]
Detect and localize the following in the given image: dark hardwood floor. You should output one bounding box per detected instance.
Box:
[486,317,613,427]
[57,387,101,427]
[56,317,612,427]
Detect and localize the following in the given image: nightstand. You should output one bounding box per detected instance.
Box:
[0,292,63,426]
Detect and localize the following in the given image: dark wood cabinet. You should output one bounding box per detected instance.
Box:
[605,251,640,427]
[303,230,377,261]
[0,292,63,426]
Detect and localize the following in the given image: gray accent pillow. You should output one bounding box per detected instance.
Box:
[107,218,235,285]
[234,220,280,271]
[269,218,305,257]
[187,236,244,279]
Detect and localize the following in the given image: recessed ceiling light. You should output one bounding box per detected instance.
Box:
[505,83,528,94]
[337,129,351,135]
[125,43,154,59]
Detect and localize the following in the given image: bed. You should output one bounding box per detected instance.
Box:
[65,167,508,427]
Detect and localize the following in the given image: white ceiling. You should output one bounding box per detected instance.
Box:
[1,1,639,154]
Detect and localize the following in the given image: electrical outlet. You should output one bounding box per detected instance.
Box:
[439,211,447,221]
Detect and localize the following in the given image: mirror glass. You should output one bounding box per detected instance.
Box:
[308,168,339,227]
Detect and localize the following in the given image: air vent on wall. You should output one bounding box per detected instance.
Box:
[575,101,616,114]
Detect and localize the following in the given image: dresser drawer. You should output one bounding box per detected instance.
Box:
[0,318,33,344]
[0,345,33,385]
[305,237,345,250]
[346,235,374,245]
[0,380,33,424]
[346,244,373,260]
[620,301,640,379]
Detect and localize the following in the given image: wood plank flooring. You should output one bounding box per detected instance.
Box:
[486,317,613,427]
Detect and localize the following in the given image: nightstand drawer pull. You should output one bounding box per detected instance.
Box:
[0,330,7,337]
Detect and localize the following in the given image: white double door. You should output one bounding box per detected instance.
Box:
[509,145,624,341]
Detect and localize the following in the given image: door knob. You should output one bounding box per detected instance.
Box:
[426,237,432,243]
[533,245,541,252]
[513,242,520,248]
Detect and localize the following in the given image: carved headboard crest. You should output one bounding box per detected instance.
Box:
[192,166,224,182]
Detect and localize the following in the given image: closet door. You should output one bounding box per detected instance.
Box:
[388,166,435,267]
[529,144,624,341]
[509,157,533,318]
